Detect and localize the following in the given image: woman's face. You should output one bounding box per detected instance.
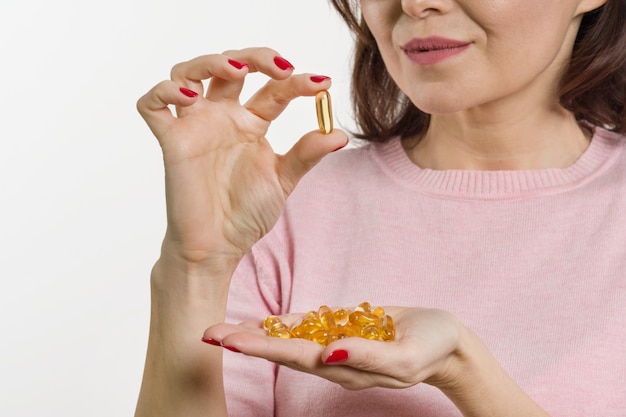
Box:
[360,0,607,116]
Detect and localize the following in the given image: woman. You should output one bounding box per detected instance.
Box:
[135,0,626,415]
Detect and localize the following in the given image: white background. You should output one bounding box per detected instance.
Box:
[0,1,354,415]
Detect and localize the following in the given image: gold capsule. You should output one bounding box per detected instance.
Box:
[372,307,385,318]
[355,302,372,313]
[263,315,282,330]
[381,315,396,341]
[315,90,333,134]
[361,325,382,340]
[327,332,348,344]
[303,311,320,323]
[333,308,350,326]
[309,329,331,346]
[290,318,323,338]
[338,324,361,338]
[349,311,381,327]
[265,302,395,346]
[318,305,336,330]
[272,328,292,338]
[269,322,291,339]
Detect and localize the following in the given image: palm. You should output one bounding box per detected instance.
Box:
[159,100,286,261]
[204,307,462,390]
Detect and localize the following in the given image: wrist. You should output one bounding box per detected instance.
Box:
[428,322,549,417]
[423,313,470,391]
[151,252,239,302]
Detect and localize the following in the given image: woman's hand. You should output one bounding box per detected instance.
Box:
[204,308,550,417]
[202,307,464,390]
[137,48,348,268]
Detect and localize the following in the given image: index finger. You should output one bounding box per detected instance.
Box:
[170,53,250,98]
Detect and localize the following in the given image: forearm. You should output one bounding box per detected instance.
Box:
[436,326,550,417]
[134,250,239,417]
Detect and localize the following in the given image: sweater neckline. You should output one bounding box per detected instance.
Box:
[371,127,624,198]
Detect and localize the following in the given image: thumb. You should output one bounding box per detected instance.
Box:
[278,129,349,194]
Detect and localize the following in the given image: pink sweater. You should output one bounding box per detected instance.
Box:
[224,127,626,416]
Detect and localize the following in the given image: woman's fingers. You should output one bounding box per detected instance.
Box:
[170,48,294,102]
[206,324,326,369]
[203,324,411,390]
[171,53,249,101]
[136,80,199,138]
[148,48,334,134]
[244,73,331,122]
[223,47,295,79]
[278,129,349,194]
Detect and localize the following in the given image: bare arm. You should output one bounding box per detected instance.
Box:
[134,255,235,417]
[133,48,348,417]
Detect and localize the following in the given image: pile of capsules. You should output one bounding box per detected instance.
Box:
[264,302,395,347]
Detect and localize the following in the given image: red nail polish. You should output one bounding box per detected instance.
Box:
[325,349,349,364]
[201,337,221,346]
[274,56,294,70]
[310,75,330,83]
[228,58,248,70]
[223,345,241,353]
[180,87,198,98]
[333,138,349,152]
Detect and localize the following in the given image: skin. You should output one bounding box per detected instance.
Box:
[134,49,348,417]
[135,1,607,416]
[361,0,607,170]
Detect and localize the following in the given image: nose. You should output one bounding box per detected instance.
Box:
[400,0,454,18]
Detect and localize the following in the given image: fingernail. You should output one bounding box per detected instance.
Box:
[274,56,294,71]
[223,345,241,353]
[201,337,221,346]
[324,349,349,364]
[333,137,349,152]
[310,75,331,83]
[180,87,198,98]
[228,58,248,70]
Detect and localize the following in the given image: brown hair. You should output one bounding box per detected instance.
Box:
[329,0,626,142]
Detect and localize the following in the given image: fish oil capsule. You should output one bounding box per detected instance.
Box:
[265,302,395,345]
[356,302,372,313]
[290,325,305,339]
[361,325,382,340]
[318,305,336,330]
[272,328,291,338]
[315,90,333,134]
[303,311,321,323]
[333,308,350,326]
[381,315,396,341]
[291,318,323,338]
[264,315,282,330]
[309,329,331,346]
[372,307,385,318]
[339,324,361,338]
[328,332,350,344]
[349,311,381,327]
[269,322,291,339]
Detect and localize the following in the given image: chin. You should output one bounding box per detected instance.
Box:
[408,91,470,115]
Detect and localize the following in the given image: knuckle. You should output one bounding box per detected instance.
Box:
[136,96,147,115]
[352,348,381,370]
[337,378,367,391]
[271,92,291,107]
[169,62,185,80]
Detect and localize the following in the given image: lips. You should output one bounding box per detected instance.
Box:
[401,36,471,65]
